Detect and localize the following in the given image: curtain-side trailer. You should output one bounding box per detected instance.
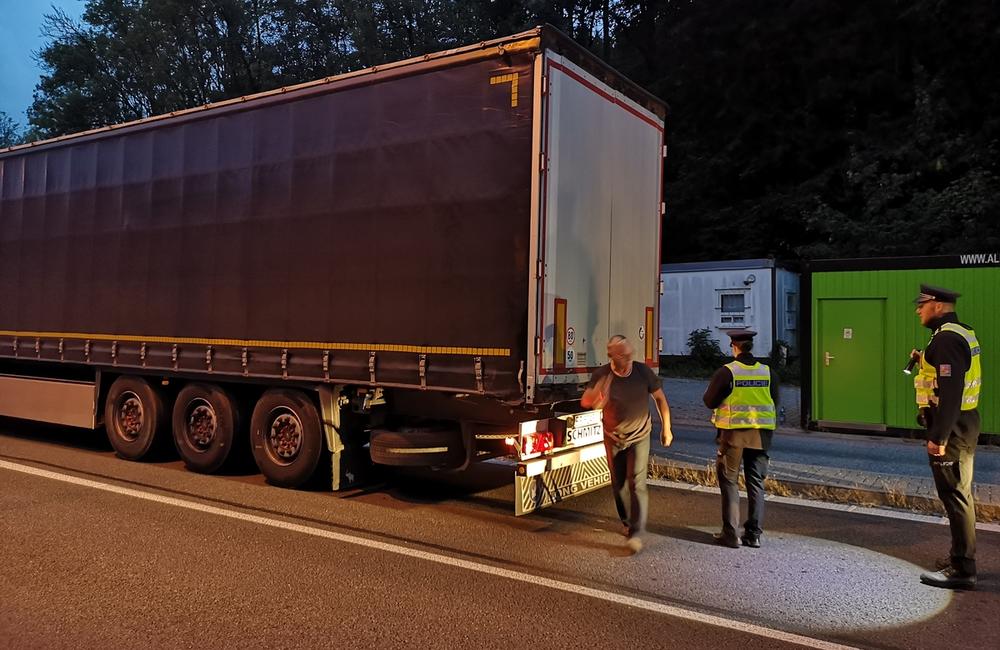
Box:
[0,26,667,514]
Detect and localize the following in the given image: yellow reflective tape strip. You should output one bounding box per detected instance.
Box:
[490,73,519,107]
[645,307,655,361]
[0,330,510,357]
[385,447,449,455]
[553,299,566,367]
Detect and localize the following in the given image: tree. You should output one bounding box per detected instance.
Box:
[610,0,1000,260]
[0,112,23,148]
[28,1,287,135]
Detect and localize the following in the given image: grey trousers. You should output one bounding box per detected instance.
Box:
[717,443,769,539]
[604,434,650,537]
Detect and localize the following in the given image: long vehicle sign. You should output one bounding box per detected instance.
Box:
[514,441,609,516]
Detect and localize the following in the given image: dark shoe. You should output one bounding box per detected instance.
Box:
[741,534,761,548]
[621,523,631,538]
[713,532,740,548]
[920,566,976,590]
[934,556,950,571]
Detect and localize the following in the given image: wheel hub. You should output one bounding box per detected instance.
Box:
[268,411,303,462]
[186,400,217,449]
[117,392,144,441]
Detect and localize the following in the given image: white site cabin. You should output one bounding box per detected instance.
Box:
[659,259,800,358]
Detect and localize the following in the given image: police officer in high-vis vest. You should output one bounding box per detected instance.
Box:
[703,330,779,549]
[911,284,982,590]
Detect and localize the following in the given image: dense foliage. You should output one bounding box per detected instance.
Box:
[686,328,724,368]
[0,113,20,148]
[618,0,1000,261]
[13,0,1000,261]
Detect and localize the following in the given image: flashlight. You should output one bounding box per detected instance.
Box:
[903,351,920,375]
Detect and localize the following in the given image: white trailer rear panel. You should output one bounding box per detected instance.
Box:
[527,51,664,400]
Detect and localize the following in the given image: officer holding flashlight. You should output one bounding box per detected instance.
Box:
[911,284,982,590]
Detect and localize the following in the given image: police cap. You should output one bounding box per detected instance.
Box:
[913,284,961,305]
[724,329,757,342]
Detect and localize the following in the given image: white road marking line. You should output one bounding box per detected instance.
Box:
[1,459,857,650]
[649,478,1000,532]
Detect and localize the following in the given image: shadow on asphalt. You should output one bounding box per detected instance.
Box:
[0,417,514,496]
[0,417,113,452]
[521,499,725,548]
[970,573,999,593]
[0,416,261,477]
[380,462,513,503]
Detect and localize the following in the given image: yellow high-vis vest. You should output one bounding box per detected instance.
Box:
[914,322,982,410]
[712,361,776,429]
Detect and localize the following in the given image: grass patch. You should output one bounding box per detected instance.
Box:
[648,461,716,485]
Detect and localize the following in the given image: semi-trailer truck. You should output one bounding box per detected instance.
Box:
[0,25,666,514]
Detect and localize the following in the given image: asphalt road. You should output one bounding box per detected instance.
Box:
[2,423,999,650]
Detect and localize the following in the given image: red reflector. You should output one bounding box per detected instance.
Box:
[522,431,554,456]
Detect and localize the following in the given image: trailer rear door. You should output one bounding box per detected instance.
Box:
[527,52,664,400]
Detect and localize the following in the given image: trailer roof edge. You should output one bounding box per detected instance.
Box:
[2,24,667,158]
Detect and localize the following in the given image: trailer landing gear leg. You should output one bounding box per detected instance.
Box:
[318,385,373,490]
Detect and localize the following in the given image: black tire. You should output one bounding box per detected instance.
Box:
[172,383,241,474]
[104,375,169,461]
[250,389,324,488]
[369,428,465,469]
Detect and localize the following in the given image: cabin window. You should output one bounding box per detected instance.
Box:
[719,292,746,326]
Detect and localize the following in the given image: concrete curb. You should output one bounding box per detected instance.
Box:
[648,455,1000,523]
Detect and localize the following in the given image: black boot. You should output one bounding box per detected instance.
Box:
[920,566,976,590]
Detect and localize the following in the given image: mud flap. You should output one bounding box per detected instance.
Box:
[514,441,610,516]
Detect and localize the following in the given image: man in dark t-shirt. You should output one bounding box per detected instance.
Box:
[582,335,673,554]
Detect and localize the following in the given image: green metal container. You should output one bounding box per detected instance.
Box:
[805,255,998,435]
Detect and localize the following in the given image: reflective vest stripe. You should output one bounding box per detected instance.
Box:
[712,361,776,430]
[914,323,982,410]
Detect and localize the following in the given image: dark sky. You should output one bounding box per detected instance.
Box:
[0,0,86,125]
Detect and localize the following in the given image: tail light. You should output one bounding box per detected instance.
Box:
[504,434,553,458]
[520,430,554,457]
[510,419,562,459]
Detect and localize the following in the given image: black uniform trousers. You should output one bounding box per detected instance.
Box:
[717,440,770,539]
[928,409,980,576]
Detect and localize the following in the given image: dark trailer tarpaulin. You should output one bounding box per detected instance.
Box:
[0,26,667,503]
[0,35,547,398]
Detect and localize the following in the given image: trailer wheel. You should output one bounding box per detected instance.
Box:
[172,383,241,474]
[250,389,323,488]
[369,428,465,469]
[104,376,169,461]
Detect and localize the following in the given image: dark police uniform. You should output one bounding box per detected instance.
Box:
[703,330,779,548]
[913,285,981,590]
